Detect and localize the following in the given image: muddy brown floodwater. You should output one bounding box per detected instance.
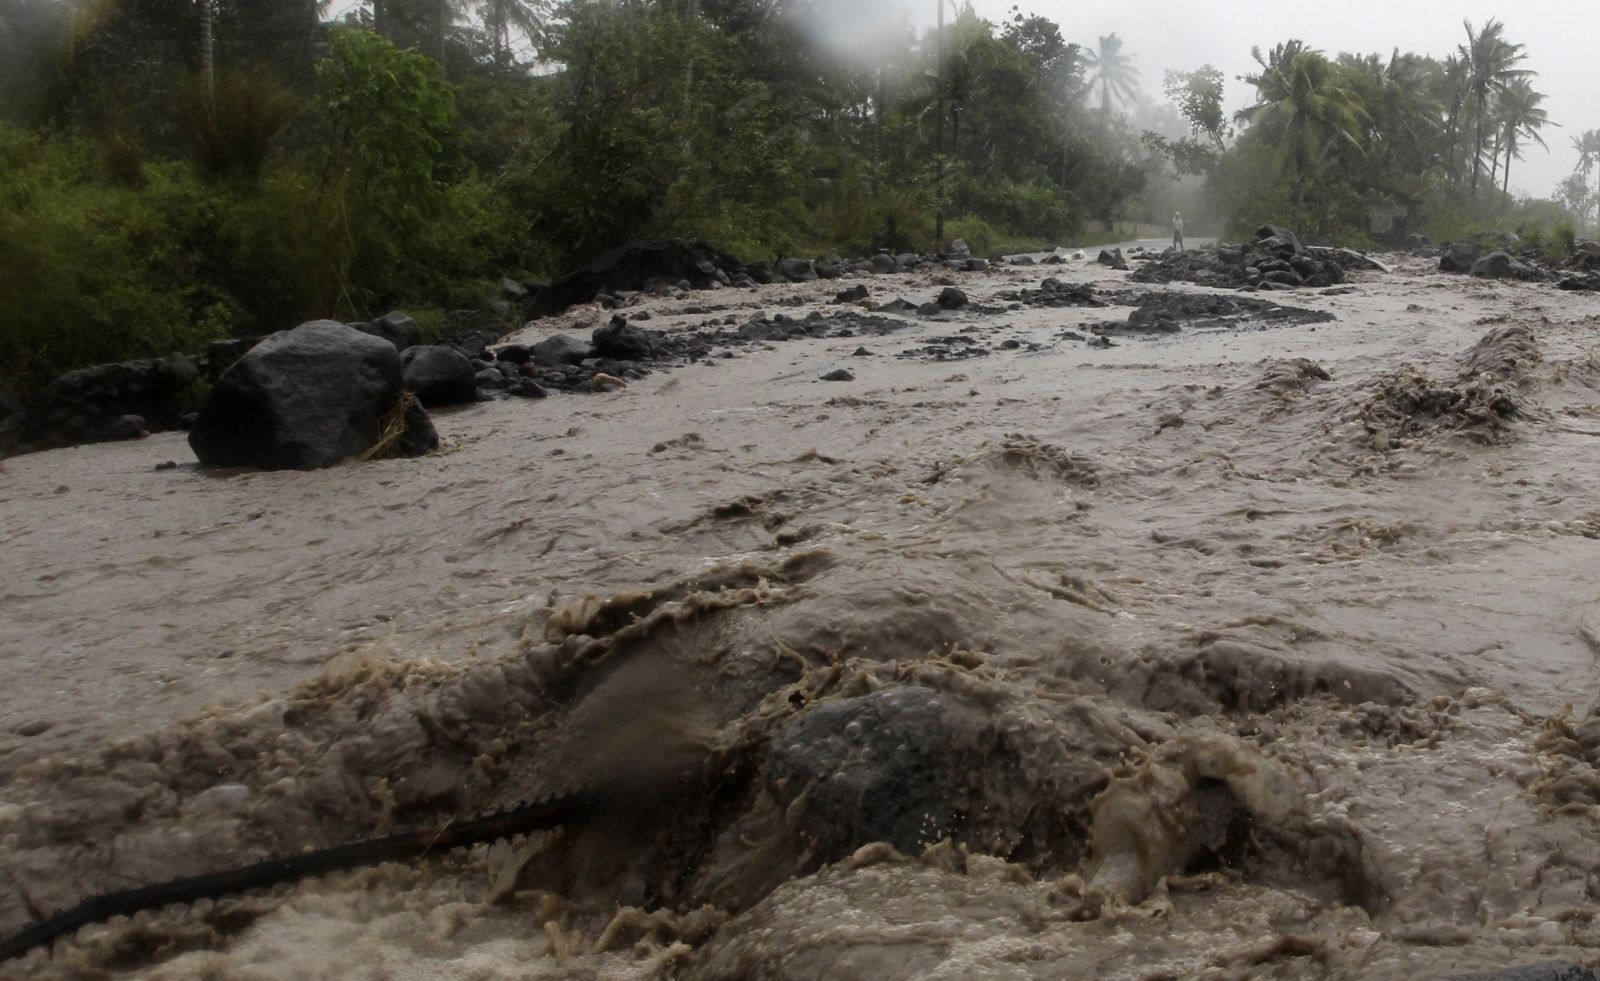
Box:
[5,252,1600,980]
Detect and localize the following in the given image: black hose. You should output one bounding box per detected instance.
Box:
[0,790,594,963]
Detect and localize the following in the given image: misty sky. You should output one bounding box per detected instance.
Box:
[898,0,1599,198]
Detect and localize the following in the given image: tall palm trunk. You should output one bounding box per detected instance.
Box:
[197,0,214,99]
[436,0,448,68]
[1471,105,1486,197]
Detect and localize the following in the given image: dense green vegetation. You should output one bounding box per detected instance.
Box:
[0,0,1592,389]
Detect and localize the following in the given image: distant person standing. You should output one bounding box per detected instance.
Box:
[1172,211,1185,251]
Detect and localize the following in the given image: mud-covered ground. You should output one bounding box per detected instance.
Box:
[5,245,1600,980]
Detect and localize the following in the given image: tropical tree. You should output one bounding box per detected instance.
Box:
[1458,18,1530,197]
[1492,76,1551,198]
[1082,32,1137,140]
[1574,129,1600,233]
[1237,40,1365,211]
[479,0,544,62]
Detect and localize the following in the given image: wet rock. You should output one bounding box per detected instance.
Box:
[819,369,855,382]
[475,368,508,390]
[1010,255,1037,266]
[835,284,870,304]
[495,344,532,365]
[1439,242,1483,274]
[1404,233,1433,251]
[1009,278,1103,308]
[401,345,478,407]
[1562,241,1600,272]
[188,320,435,470]
[948,238,970,258]
[508,378,548,398]
[112,414,148,439]
[351,311,422,352]
[1254,224,1302,254]
[13,355,200,452]
[530,239,746,316]
[936,286,967,310]
[869,253,897,274]
[592,315,656,361]
[877,297,929,313]
[532,334,595,367]
[917,301,942,316]
[1096,249,1129,270]
[1470,250,1538,281]
[778,258,818,283]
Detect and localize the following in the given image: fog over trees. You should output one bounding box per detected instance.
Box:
[0,0,1592,385]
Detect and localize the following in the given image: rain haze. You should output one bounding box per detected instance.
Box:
[829,0,1598,198]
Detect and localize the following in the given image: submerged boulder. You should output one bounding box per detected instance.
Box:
[778,257,818,282]
[532,333,595,367]
[765,686,1010,862]
[1470,250,1538,281]
[1439,242,1483,274]
[592,315,655,361]
[188,320,437,470]
[400,345,478,407]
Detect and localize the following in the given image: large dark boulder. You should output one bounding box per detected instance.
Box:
[401,345,478,407]
[1096,248,1129,270]
[529,239,745,316]
[1439,242,1483,274]
[591,315,655,361]
[532,333,595,367]
[1254,224,1302,254]
[765,686,1012,862]
[778,257,818,282]
[1470,250,1537,281]
[350,311,422,352]
[188,320,437,470]
[15,356,200,452]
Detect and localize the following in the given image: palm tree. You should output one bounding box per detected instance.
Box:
[479,0,544,63]
[1238,40,1366,212]
[1575,130,1600,233]
[1459,18,1531,198]
[1494,77,1551,198]
[1082,32,1137,141]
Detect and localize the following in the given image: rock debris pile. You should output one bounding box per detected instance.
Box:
[1129,225,1388,291]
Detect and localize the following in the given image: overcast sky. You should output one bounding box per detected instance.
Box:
[902,0,1598,198]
